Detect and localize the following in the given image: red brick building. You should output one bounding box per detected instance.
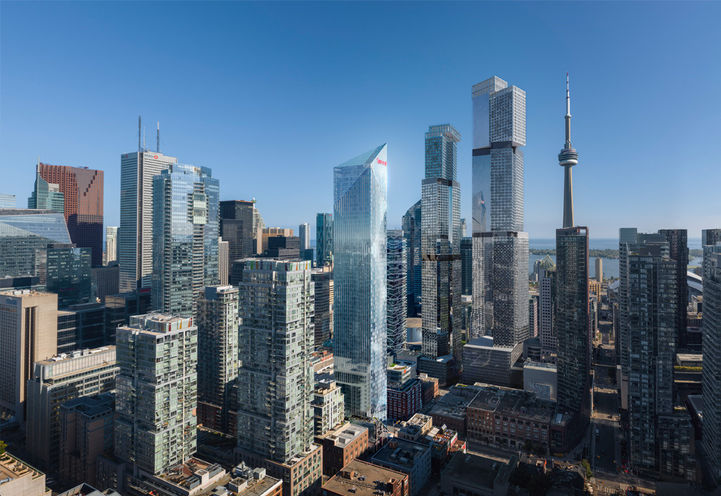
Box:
[316,422,368,476]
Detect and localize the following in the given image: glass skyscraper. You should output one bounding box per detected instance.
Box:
[28,174,65,214]
[420,125,462,370]
[152,163,220,317]
[333,144,387,420]
[315,212,333,267]
[402,200,422,317]
[386,230,406,354]
[471,76,529,345]
[702,240,721,483]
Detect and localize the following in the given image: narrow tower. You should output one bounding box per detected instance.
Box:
[558,74,579,228]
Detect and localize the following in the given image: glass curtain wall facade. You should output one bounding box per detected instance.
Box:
[152,163,220,318]
[220,200,256,262]
[421,125,462,364]
[386,230,407,354]
[402,200,422,317]
[333,144,388,420]
[316,213,333,267]
[28,174,65,214]
[702,245,721,483]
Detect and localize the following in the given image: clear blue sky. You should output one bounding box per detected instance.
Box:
[2,1,720,239]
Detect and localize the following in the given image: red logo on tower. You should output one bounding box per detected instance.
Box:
[376,158,387,166]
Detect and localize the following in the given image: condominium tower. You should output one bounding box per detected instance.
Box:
[152,163,220,317]
[333,144,388,420]
[402,200,422,317]
[299,222,311,250]
[316,213,333,267]
[105,226,118,264]
[702,238,721,483]
[387,230,407,354]
[420,124,462,378]
[114,313,198,475]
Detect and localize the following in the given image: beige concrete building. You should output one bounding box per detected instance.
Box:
[0,290,57,424]
[0,451,51,496]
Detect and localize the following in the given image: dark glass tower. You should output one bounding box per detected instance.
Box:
[402,200,422,317]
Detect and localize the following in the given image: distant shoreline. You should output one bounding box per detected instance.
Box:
[530,248,703,259]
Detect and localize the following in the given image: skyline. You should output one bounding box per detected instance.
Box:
[2,2,721,238]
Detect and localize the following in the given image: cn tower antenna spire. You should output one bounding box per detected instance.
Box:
[559,73,579,228]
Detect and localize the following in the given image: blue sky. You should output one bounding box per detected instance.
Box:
[1,1,719,239]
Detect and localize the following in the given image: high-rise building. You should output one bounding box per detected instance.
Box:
[658,229,688,349]
[0,193,16,208]
[299,222,311,250]
[471,76,529,352]
[152,163,220,317]
[419,124,462,382]
[105,226,118,264]
[220,200,256,262]
[402,200,422,317]
[262,227,293,253]
[26,347,118,472]
[119,141,178,291]
[528,295,538,338]
[461,237,473,296]
[56,302,109,354]
[0,290,57,424]
[595,257,603,282]
[28,174,65,214]
[30,163,104,266]
[218,237,229,285]
[312,379,345,436]
[387,230,407,355]
[537,256,557,356]
[114,313,198,475]
[316,213,334,267]
[702,241,721,483]
[236,259,321,496]
[554,76,590,425]
[0,209,71,279]
[197,286,239,435]
[312,268,334,348]
[333,144,388,420]
[620,231,694,478]
[41,244,92,307]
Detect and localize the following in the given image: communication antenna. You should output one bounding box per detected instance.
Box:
[138,115,142,152]
[156,121,160,153]
[143,126,146,151]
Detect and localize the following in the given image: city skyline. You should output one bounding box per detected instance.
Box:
[2,2,720,238]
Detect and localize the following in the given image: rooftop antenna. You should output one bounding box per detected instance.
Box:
[138,115,142,152]
[156,121,160,153]
[143,125,146,151]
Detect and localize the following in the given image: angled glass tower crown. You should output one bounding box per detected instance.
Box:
[333,144,388,420]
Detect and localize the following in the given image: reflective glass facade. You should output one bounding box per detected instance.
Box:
[402,200,422,317]
[703,247,721,481]
[44,245,92,307]
[316,212,333,267]
[386,230,406,354]
[152,163,219,318]
[333,144,387,420]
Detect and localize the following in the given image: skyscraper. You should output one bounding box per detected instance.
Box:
[236,259,321,496]
[30,163,104,266]
[316,213,333,267]
[419,124,462,381]
[387,230,407,355]
[537,256,557,356]
[333,144,388,420]
[299,222,311,250]
[197,286,238,435]
[105,226,118,264]
[114,313,198,475]
[461,237,473,296]
[0,290,58,424]
[220,200,256,262]
[218,237,229,285]
[312,268,333,348]
[554,76,590,424]
[42,244,92,307]
[402,200,422,317]
[702,238,721,483]
[28,174,65,214]
[658,229,688,349]
[152,163,220,317]
[471,76,529,348]
[119,135,178,292]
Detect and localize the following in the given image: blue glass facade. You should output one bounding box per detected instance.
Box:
[333,144,388,420]
[152,164,219,317]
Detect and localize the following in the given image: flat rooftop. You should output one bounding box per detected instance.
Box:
[0,452,46,483]
[371,438,429,470]
[322,422,367,448]
[155,457,225,491]
[442,452,515,489]
[323,459,406,496]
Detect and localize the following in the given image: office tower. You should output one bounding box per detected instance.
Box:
[595,257,603,282]
[528,295,538,338]
[40,244,92,307]
[220,200,256,262]
[387,230,407,354]
[538,256,557,356]
[0,193,16,208]
[554,76,590,423]
[26,347,118,472]
[702,243,721,483]
[0,209,71,278]
[461,237,473,295]
[471,76,529,350]
[197,286,239,434]
[105,226,118,264]
[461,218,467,237]
[299,222,311,250]
[0,290,57,424]
[265,235,301,259]
[262,227,293,253]
[114,313,198,475]
[28,174,65,214]
[55,302,108,354]
[152,163,220,317]
[312,268,334,348]
[420,124,462,381]
[119,133,178,291]
[253,203,265,254]
[59,393,114,488]
[333,144,388,420]
[30,163,104,267]
[316,213,334,267]
[658,229,688,349]
[218,237,229,285]
[402,200,422,317]
[236,259,321,496]
[104,290,151,336]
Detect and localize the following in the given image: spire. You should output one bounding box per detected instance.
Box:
[559,73,579,228]
[565,73,572,149]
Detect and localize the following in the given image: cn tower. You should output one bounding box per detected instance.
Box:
[558,73,579,228]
